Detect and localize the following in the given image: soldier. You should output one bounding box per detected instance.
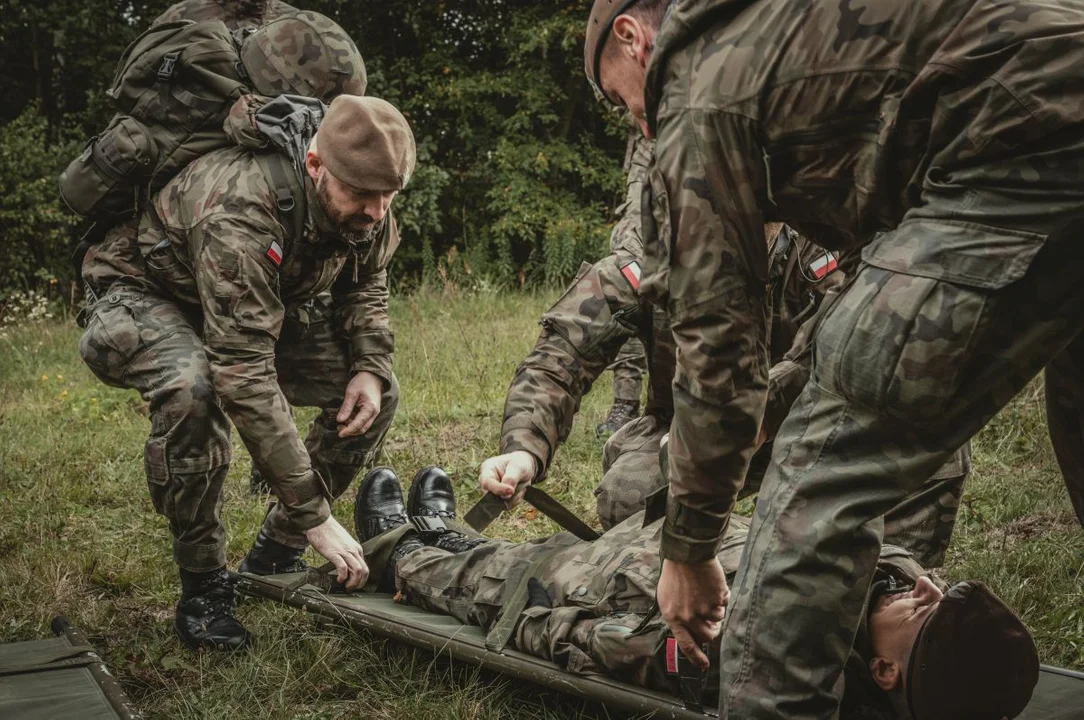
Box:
[78,88,415,650]
[354,466,1039,720]
[583,0,1084,717]
[595,131,653,439]
[479,131,965,569]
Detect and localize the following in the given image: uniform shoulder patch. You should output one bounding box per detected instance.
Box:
[808,251,838,280]
[620,260,641,291]
[266,240,283,267]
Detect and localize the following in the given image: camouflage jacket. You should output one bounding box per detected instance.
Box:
[500,134,841,477]
[642,0,1077,561]
[139,116,399,523]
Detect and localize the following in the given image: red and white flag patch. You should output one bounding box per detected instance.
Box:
[266,240,283,267]
[809,251,838,280]
[665,637,679,674]
[620,261,642,291]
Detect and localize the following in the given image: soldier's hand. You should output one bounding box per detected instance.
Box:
[305,515,369,590]
[478,451,536,508]
[337,371,383,438]
[658,558,729,671]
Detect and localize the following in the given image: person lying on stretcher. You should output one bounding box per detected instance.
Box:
[352,466,1040,720]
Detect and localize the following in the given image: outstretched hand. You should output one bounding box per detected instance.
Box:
[658,557,729,670]
[305,515,369,590]
[478,450,536,508]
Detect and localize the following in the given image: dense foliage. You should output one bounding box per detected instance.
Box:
[0,0,626,295]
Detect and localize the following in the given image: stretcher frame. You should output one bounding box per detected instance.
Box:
[238,571,1084,719]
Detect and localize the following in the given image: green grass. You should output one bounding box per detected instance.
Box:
[0,289,1081,719]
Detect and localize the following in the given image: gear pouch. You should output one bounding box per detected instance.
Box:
[59,115,158,218]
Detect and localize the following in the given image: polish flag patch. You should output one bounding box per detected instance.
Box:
[809,251,838,280]
[666,637,679,674]
[266,240,283,267]
[620,261,642,291]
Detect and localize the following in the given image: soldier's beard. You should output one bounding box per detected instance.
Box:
[316,174,381,245]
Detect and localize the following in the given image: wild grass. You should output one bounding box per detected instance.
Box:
[0,289,1080,719]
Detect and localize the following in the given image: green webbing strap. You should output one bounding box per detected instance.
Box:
[260,152,306,247]
[484,545,567,653]
[0,644,99,677]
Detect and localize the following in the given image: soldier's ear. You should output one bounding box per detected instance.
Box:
[305,149,322,182]
[869,656,902,692]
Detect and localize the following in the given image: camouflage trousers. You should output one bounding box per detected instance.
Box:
[1046,331,1084,526]
[721,225,1084,717]
[597,415,969,568]
[361,513,733,697]
[78,281,398,573]
[609,337,648,403]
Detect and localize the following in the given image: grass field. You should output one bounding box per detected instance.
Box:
[0,289,1081,719]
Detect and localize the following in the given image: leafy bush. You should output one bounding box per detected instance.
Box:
[0,109,81,293]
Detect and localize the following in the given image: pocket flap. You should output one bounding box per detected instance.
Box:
[861,218,1046,290]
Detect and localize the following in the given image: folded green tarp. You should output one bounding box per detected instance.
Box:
[239,571,1084,720]
[0,617,142,720]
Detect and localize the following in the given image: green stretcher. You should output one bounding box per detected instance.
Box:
[238,571,1084,719]
[0,617,142,720]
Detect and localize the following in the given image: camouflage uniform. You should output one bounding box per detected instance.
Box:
[639,0,1084,716]
[606,133,653,406]
[79,114,400,572]
[1046,333,1084,527]
[361,506,928,719]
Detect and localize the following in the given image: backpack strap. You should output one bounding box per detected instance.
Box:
[259,152,307,249]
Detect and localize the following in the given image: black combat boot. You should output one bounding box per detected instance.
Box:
[407,466,488,555]
[175,568,250,652]
[354,467,424,592]
[238,530,308,575]
[595,399,639,438]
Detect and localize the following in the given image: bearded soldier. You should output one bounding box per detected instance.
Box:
[78,87,415,649]
[583,0,1084,717]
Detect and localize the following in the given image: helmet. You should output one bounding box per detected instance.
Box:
[240,11,366,102]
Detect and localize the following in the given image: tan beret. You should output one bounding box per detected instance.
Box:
[317,96,416,192]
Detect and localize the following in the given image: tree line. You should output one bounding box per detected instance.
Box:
[0,0,625,296]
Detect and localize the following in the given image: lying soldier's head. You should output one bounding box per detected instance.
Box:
[867,575,1039,719]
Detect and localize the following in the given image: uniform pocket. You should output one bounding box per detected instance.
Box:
[78,291,145,385]
[143,435,172,518]
[814,265,988,421]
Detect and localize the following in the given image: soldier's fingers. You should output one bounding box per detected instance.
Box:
[672,625,711,671]
[337,386,361,424]
[344,552,367,590]
[328,553,349,584]
[339,402,377,437]
[704,603,726,622]
[479,460,515,499]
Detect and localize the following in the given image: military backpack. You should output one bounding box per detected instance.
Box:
[58,19,253,220]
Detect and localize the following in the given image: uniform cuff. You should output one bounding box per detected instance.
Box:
[499,423,551,478]
[659,498,730,563]
[350,352,394,385]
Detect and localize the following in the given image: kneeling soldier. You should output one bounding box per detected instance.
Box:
[78,95,415,650]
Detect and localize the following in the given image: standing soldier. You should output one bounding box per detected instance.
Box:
[584,0,1084,717]
[480,125,965,567]
[78,87,415,650]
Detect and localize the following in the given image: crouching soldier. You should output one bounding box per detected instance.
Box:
[77,94,415,650]
[355,466,1039,720]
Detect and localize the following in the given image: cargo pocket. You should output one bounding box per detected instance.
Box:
[813,264,989,422]
[144,435,172,519]
[78,291,145,386]
[141,235,194,292]
[59,116,156,218]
